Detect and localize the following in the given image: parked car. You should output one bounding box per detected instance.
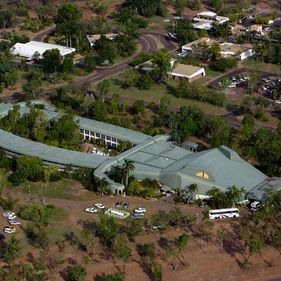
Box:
[274,100,281,104]
[8,220,21,225]
[4,227,16,234]
[150,225,162,230]
[7,214,17,220]
[0,233,5,240]
[132,212,144,218]
[122,202,129,208]
[250,201,262,211]
[94,203,105,209]
[134,208,146,213]
[84,207,97,213]
[177,52,187,58]
[2,212,15,218]
[114,202,122,208]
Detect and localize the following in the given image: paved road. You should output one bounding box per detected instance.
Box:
[31,25,56,42]
[72,34,170,88]
[4,26,277,131]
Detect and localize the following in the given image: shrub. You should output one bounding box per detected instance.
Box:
[19,204,63,226]
[210,58,238,72]
[8,170,27,186]
[67,265,86,281]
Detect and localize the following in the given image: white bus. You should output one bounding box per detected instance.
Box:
[209,208,239,220]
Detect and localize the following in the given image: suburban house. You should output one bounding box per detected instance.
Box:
[230,24,264,36]
[249,24,264,35]
[168,64,205,81]
[87,33,118,47]
[219,42,254,60]
[10,41,76,60]
[181,37,217,53]
[193,11,229,30]
[136,59,205,82]
[181,37,254,61]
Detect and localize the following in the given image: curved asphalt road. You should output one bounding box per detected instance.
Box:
[72,33,164,88]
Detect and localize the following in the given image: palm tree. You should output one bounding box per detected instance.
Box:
[272,81,281,100]
[121,159,135,188]
[95,177,109,196]
[228,185,246,205]
[187,183,198,202]
[254,39,269,62]
[207,186,221,197]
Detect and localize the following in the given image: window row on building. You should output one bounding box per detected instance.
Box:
[80,129,120,147]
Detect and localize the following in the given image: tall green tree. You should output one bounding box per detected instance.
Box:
[55,3,83,48]
[98,215,119,247]
[42,49,61,74]
[152,49,171,82]
[122,159,135,187]
[53,114,80,147]
[208,117,230,147]
[112,235,131,261]
[97,79,111,103]
[123,0,165,17]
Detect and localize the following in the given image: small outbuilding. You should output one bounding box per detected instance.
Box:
[168,64,206,81]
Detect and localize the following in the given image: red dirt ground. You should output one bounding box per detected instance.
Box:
[1,190,281,281]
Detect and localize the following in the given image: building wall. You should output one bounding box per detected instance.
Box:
[80,129,120,147]
[189,72,205,82]
[240,49,254,60]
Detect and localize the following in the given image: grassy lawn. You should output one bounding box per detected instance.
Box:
[21,179,97,201]
[241,59,281,74]
[0,169,97,201]
[109,73,229,115]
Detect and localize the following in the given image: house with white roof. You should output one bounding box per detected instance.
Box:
[193,11,229,30]
[181,37,254,61]
[10,41,76,60]
[168,64,206,81]
[87,33,118,47]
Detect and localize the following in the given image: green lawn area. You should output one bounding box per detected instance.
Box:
[22,179,97,201]
[0,169,97,201]
[109,73,228,115]
[241,59,281,74]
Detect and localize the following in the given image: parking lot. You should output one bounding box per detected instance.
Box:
[209,67,281,106]
[82,195,201,221]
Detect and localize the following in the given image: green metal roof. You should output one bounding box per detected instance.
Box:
[0,101,151,145]
[1,101,280,200]
[0,129,108,168]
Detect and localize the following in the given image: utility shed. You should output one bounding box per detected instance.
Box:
[10,41,76,60]
[169,64,205,81]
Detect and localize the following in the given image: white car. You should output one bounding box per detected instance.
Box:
[251,201,262,211]
[177,52,187,58]
[2,212,15,218]
[163,19,171,23]
[85,207,98,213]
[274,100,281,104]
[9,220,21,225]
[7,214,17,220]
[134,208,147,213]
[94,203,105,209]
[4,227,16,234]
